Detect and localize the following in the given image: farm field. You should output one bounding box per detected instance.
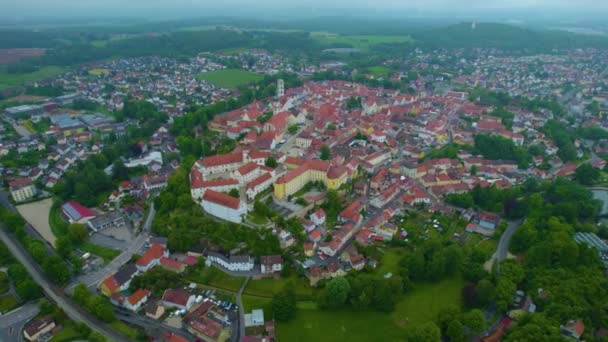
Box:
[0,66,67,90]
[311,32,414,50]
[195,69,263,88]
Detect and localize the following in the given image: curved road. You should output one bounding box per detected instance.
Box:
[493,219,523,273]
[0,191,129,341]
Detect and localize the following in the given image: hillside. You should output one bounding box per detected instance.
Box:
[413,22,608,50]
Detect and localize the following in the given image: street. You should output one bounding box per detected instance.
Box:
[66,203,155,293]
[0,222,130,341]
[0,303,39,342]
[494,219,523,273]
[235,276,250,342]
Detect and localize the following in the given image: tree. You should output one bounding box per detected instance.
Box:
[575,163,600,186]
[406,322,441,342]
[88,295,116,322]
[438,305,461,332]
[494,278,516,312]
[228,189,240,198]
[111,159,129,181]
[324,277,350,309]
[272,286,296,322]
[15,279,42,301]
[288,125,299,134]
[320,145,331,160]
[504,314,567,342]
[68,223,89,244]
[72,284,90,306]
[446,320,465,342]
[265,157,278,168]
[462,309,485,334]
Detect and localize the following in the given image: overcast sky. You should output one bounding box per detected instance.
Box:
[2,0,608,19]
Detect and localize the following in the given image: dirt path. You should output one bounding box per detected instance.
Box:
[16,198,55,246]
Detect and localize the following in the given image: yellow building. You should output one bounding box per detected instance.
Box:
[274,161,351,199]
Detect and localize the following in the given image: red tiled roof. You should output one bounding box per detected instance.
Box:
[162,289,191,306]
[327,166,347,179]
[9,177,32,190]
[202,189,241,210]
[201,152,243,168]
[101,275,119,292]
[128,289,150,306]
[160,257,183,270]
[136,243,165,268]
[276,160,330,184]
[237,162,260,176]
[247,172,272,190]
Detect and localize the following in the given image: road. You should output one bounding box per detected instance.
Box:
[493,219,523,273]
[66,203,155,293]
[115,310,199,341]
[0,303,39,342]
[236,276,250,342]
[0,223,129,341]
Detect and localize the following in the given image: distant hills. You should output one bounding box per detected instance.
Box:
[412,22,608,50]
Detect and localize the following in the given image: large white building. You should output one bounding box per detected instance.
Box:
[206,252,255,272]
[246,172,274,200]
[201,189,247,223]
[9,178,36,203]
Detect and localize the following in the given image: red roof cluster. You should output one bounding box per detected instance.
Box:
[136,243,166,268]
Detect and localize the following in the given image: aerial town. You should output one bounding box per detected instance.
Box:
[1,16,608,342]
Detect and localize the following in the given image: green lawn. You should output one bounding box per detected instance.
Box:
[49,327,84,342]
[0,271,9,294]
[0,66,67,90]
[276,276,465,342]
[195,69,263,88]
[244,275,314,300]
[365,66,393,77]
[375,248,406,276]
[242,295,273,313]
[109,321,140,339]
[80,243,121,263]
[311,32,413,51]
[188,267,245,293]
[0,295,19,313]
[246,212,269,225]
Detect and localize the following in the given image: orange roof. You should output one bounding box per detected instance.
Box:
[128,289,150,306]
[201,152,243,168]
[276,160,330,185]
[327,166,347,179]
[101,275,119,293]
[160,257,183,270]
[202,189,241,210]
[136,244,165,267]
[247,172,272,190]
[237,162,260,176]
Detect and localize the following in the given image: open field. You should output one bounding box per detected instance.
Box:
[244,275,314,300]
[311,32,413,50]
[365,65,393,77]
[0,48,46,64]
[49,327,85,342]
[88,68,110,76]
[188,267,245,293]
[195,69,263,88]
[17,198,56,246]
[109,321,140,339]
[0,66,67,90]
[276,276,464,342]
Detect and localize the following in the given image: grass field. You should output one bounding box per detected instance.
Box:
[188,267,245,293]
[88,68,110,76]
[81,243,121,263]
[365,66,393,78]
[275,276,464,342]
[244,275,314,300]
[246,212,269,225]
[311,32,413,51]
[375,248,406,276]
[49,327,84,342]
[0,66,67,90]
[195,69,263,88]
[0,295,19,313]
